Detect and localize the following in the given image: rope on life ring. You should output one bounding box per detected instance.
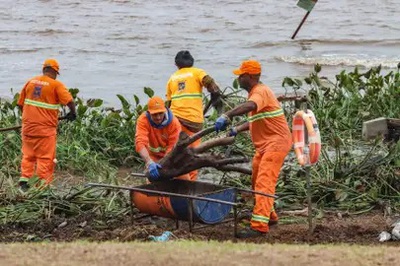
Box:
[292,110,321,166]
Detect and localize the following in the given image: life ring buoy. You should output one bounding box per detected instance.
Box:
[292,110,321,166]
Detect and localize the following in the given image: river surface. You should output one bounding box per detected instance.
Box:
[1,0,399,105]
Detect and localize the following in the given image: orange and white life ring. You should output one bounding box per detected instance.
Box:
[292,110,321,166]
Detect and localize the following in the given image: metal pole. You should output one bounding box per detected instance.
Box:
[305,165,314,235]
[301,103,314,236]
[235,187,278,199]
[291,11,311,39]
[233,205,238,238]
[86,183,238,206]
[188,199,194,233]
[129,192,135,224]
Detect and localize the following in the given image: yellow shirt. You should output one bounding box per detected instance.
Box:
[166,67,207,123]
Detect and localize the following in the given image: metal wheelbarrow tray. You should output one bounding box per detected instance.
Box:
[132,179,236,225]
[87,179,276,237]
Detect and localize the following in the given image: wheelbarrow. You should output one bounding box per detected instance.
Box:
[87,179,276,237]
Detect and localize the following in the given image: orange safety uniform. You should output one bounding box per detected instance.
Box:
[166,67,208,180]
[18,75,73,184]
[135,109,190,180]
[247,83,292,233]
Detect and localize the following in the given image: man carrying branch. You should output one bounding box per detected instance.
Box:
[214,60,292,238]
[166,50,222,181]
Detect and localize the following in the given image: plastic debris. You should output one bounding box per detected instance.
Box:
[58,221,68,228]
[378,231,392,242]
[148,231,173,242]
[391,221,400,240]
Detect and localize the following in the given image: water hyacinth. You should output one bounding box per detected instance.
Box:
[0,66,399,224]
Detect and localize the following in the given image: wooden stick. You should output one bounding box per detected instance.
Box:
[0,116,68,133]
[0,125,22,132]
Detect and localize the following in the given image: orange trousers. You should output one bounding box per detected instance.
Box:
[20,134,57,185]
[250,151,288,233]
[180,124,201,181]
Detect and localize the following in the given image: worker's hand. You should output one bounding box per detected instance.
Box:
[65,112,77,122]
[148,162,162,181]
[227,127,237,137]
[214,114,230,133]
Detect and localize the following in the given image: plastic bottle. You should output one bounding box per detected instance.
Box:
[148,231,172,242]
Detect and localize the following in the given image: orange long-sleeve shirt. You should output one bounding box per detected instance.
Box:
[135,110,182,161]
[248,84,292,153]
[18,75,73,137]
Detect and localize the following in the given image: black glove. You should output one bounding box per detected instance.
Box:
[65,112,77,122]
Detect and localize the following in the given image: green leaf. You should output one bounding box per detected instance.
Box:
[314,63,321,73]
[68,88,80,99]
[143,87,154,98]
[77,105,88,117]
[282,77,294,87]
[133,95,140,105]
[116,94,131,109]
[232,79,239,90]
[86,99,103,107]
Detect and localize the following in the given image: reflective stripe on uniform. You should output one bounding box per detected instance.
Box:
[171,93,202,101]
[24,99,60,110]
[19,177,30,182]
[251,214,270,224]
[149,146,167,153]
[248,108,284,123]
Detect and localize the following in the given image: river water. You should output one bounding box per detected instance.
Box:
[1,0,399,106]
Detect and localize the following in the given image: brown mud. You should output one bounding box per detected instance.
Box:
[1,208,398,245]
[1,169,398,245]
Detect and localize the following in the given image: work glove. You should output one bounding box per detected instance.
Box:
[214,114,230,133]
[65,112,77,122]
[148,162,162,182]
[227,127,237,137]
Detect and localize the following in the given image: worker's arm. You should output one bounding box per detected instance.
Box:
[202,75,222,110]
[165,79,172,108]
[17,82,29,113]
[225,101,257,120]
[138,147,152,166]
[235,121,250,133]
[215,101,256,133]
[135,115,152,165]
[65,101,77,121]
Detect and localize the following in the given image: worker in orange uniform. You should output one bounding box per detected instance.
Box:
[166,50,221,181]
[135,96,189,182]
[18,58,76,192]
[214,60,292,238]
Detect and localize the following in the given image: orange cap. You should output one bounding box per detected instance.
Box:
[147,96,167,114]
[43,58,60,74]
[233,60,261,75]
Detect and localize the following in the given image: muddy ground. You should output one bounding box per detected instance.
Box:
[1,169,399,245]
[1,208,398,245]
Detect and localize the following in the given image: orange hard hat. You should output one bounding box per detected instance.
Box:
[147,96,167,114]
[233,60,261,75]
[43,58,60,74]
